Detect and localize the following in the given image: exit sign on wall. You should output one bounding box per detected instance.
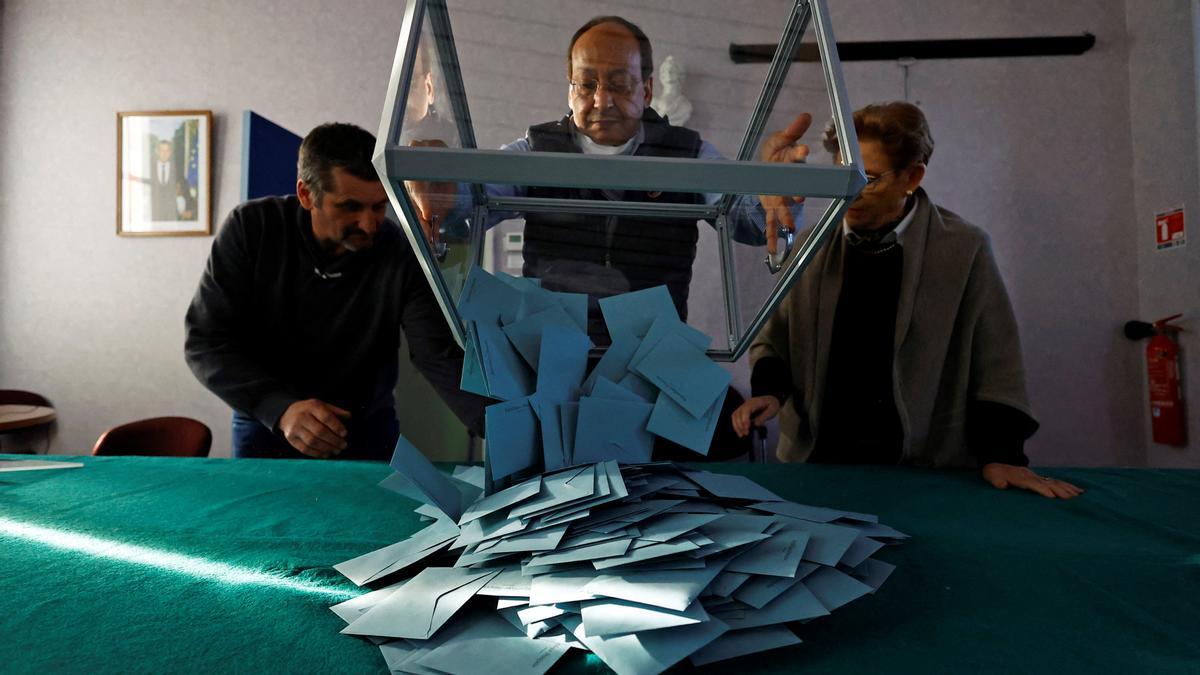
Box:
[1155,207,1186,250]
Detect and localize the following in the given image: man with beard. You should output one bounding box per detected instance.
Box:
[185,123,487,459]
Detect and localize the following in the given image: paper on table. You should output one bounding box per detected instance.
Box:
[580,598,708,637]
[689,625,802,666]
[802,566,874,612]
[413,611,570,675]
[342,567,501,639]
[329,581,405,624]
[597,285,679,339]
[724,531,809,578]
[561,613,728,675]
[584,563,726,612]
[683,471,785,503]
[633,330,729,418]
[485,397,540,481]
[852,558,897,592]
[334,518,460,586]
[712,579,829,630]
[573,396,654,465]
[778,520,861,567]
[508,464,596,519]
[839,536,887,569]
[748,500,880,524]
[458,476,541,525]
[388,434,467,522]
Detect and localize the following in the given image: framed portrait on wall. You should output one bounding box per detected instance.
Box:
[117,110,213,236]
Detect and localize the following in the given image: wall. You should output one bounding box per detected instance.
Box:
[0,0,473,458]
[1126,0,1200,467]
[0,0,1175,465]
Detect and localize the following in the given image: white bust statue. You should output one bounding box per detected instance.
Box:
[651,55,693,126]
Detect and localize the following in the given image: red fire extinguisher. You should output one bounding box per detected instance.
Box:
[1127,314,1187,446]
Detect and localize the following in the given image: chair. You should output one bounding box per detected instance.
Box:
[0,390,51,406]
[92,417,212,457]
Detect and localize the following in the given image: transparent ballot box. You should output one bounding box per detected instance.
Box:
[374,0,865,361]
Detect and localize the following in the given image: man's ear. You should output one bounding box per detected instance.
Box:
[642,75,654,106]
[297,179,315,210]
[905,163,927,193]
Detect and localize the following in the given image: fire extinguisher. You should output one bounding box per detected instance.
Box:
[1125,314,1187,446]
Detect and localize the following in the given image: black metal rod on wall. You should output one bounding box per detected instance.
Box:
[730,33,1095,64]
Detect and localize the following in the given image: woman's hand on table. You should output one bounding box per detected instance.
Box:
[731,395,782,438]
[982,463,1084,499]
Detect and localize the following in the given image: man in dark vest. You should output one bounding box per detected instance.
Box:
[409,15,809,343]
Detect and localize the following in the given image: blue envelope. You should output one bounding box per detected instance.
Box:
[388,434,465,522]
[628,315,712,372]
[560,402,581,467]
[475,320,534,401]
[502,305,579,371]
[535,324,592,402]
[646,389,724,456]
[591,376,646,403]
[573,396,655,465]
[633,331,730,418]
[598,285,678,339]
[532,399,567,471]
[485,397,541,481]
[581,334,639,395]
[459,321,491,398]
[458,266,523,325]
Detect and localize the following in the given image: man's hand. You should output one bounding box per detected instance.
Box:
[982,463,1084,499]
[758,113,813,255]
[731,395,782,438]
[278,399,351,459]
[404,139,456,249]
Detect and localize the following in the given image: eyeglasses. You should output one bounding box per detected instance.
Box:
[861,168,903,193]
[569,75,641,99]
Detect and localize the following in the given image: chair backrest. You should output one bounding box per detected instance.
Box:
[0,390,51,407]
[92,417,212,457]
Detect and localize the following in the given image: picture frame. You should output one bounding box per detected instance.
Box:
[116,110,213,236]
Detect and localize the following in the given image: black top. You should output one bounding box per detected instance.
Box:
[184,196,486,436]
[810,240,906,463]
[522,110,705,343]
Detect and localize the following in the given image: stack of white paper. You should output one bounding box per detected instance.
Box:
[332,457,906,675]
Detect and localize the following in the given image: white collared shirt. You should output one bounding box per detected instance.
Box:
[843,200,917,246]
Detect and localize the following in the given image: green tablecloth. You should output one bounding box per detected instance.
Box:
[1,455,1197,674]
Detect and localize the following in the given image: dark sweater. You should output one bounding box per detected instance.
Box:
[184,196,487,436]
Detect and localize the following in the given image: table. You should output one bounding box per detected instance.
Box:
[1,455,1197,674]
[0,404,56,432]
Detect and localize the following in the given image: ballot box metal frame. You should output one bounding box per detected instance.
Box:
[374,0,865,361]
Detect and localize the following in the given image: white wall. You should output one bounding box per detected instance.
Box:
[1126,0,1200,467]
[0,0,1188,466]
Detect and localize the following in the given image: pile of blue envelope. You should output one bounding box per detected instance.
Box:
[457,267,732,476]
[331,439,906,674]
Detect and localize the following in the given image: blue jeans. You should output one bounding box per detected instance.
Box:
[231,409,400,462]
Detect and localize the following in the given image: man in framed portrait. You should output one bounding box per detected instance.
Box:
[150,139,182,221]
